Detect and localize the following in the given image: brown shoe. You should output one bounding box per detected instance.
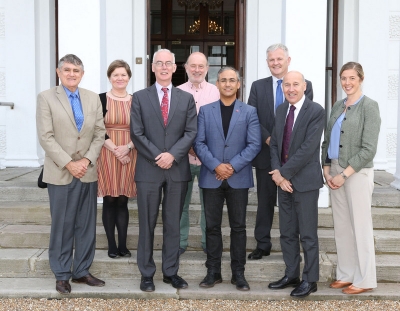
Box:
[56,280,71,294]
[329,280,352,289]
[342,285,372,294]
[72,273,105,287]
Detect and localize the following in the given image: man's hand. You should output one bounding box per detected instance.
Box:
[215,163,234,180]
[266,136,271,146]
[279,178,293,193]
[155,152,175,169]
[269,169,284,186]
[188,147,197,158]
[65,159,89,179]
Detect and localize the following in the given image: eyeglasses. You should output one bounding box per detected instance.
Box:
[154,61,174,68]
[218,78,238,84]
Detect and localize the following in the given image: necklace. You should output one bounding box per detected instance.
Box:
[110,90,128,98]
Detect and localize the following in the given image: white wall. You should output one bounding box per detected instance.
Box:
[1,0,55,167]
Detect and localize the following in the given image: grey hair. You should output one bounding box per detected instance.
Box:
[217,66,240,81]
[58,54,84,71]
[153,49,175,63]
[185,52,209,67]
[266,43,289,58]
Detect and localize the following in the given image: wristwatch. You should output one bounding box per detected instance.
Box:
[340,172,348,180]
[127,144,132,151]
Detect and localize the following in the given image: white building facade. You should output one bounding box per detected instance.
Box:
[0,0,399,190]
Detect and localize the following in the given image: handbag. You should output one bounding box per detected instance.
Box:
[37,168,47,189]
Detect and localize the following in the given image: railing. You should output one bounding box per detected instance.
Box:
[0,102,14,109]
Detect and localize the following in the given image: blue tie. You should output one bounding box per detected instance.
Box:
[70,93,84,132]
[275,79,283,111]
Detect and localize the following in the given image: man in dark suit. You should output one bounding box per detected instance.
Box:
[247,43,314,260]
[130,49,197,292]
[268,71,325,298]
[193,67,261,291]
[36,54,106,294]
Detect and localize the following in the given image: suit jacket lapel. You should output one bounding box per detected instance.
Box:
[266,77,275,121]
[56,85,77,129]
[167,87,179,127]
[147,84,165,127]
[289,99,309,149]
[276,102,289,154]
[225,100,243,142]
[211,101,225,141]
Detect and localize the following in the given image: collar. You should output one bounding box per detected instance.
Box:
[290,94,306,111]
[189,80,207,89]
[272,75,283,84]
[155,82,172,93]
[62,85,80,98]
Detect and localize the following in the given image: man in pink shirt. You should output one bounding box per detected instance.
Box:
[177,52,220,255]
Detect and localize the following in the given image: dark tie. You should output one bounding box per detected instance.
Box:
[161,87,169,126]
[281,105,296,165]
[70,93,84,132]
[275,79,283,110]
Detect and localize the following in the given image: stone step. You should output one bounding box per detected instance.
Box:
[2,201,400,230]
[1,248,399,284]
[1,278,399,300]
[1,224,400,254]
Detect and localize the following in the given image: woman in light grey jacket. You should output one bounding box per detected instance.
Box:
[321,62,381,295]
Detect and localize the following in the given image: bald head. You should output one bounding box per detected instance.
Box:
[184,52,209,87]
[282,71,307,104]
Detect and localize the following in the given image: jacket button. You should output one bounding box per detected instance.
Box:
[341,131,344,133]
[78,137,80,140]
[344,118,346,120]
[348,107,351,110]
[339,145,342,148]
[225,145,228,147]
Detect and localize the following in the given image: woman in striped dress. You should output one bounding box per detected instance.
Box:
[97,60,137,259]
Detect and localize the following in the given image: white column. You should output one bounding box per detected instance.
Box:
[2,0,55,167]
[391,50,400,190]
[358,1,389,170]
[131,0,147,92]
[284,0,329,207]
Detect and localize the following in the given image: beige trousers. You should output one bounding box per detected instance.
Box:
[329,160,377,288]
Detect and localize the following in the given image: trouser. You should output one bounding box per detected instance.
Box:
[330,160,377,288]
[48,178,97,280]
[203,180,248,273]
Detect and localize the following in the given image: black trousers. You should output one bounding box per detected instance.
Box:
[254,167,277,251]
[203,180,248,273]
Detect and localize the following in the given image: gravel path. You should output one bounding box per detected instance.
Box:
[0,299,399,311]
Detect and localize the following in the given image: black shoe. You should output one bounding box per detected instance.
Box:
[56,280,71,294]
[179,248,186,256]
[247,248,270,260]
[108,252,120,259]
[199,272,222,288]
[140,276,155,292]
[231,272,250,291]
[290,280,317,298]
[268,275,300,289]
[119,250,131,257]
[163,274,188,289]
[71,273,105,287]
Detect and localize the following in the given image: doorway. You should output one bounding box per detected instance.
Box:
[148,0,244,97]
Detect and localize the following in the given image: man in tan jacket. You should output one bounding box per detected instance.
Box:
[36,54,106,294]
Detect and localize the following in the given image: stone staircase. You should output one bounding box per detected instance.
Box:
[0,167,399,300]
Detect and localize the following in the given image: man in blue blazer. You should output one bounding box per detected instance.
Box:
[193,67,261,291]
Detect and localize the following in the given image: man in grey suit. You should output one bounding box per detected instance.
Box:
[268,71,325,298]
[36,54,106,294]
[130,49,197,292]
[247,44,313,260]
[193,67,261,291]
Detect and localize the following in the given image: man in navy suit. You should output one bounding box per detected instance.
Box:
[268,71,325,298]
[193,67,261,291]
[247,44,314,260]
